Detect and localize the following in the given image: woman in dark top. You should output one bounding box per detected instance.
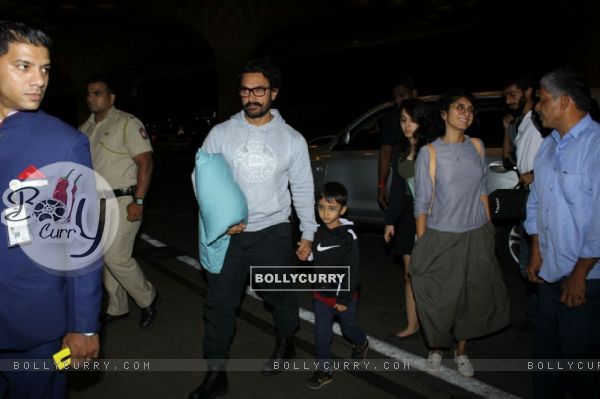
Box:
[384,99,436,338]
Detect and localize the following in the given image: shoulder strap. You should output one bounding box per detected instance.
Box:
[470,137,493,219]
[470,137,483,160]
[427,143,436,214]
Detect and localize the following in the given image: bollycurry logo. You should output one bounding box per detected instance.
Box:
[1,162,119,275]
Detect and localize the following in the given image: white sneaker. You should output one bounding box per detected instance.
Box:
[427,351,442,373]
[454,350,474,377]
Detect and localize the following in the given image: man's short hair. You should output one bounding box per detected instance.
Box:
[318,182,348,207]
[239,59,282,90]
[86,74,117,95]
[540,68,591,112]
[503,75,536,92]
[392,76,416,91]
[0,20,52,56]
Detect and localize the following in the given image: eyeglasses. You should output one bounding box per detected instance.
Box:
[316,205,342,213]
[452,103,475,115]
[239,86,270,97]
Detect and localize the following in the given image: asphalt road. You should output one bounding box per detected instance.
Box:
[67,150,536,399]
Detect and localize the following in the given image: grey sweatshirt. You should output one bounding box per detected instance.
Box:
[202,109,317,241]
[414,137,488,233]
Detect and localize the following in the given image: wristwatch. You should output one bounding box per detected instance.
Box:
[80,332,98,337]
[134,197,144,205]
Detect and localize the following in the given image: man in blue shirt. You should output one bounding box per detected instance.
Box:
[525,68,600,399]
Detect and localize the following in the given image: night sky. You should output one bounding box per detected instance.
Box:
[3,0,597,140]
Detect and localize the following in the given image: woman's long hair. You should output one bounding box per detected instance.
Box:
[397,98,441,160]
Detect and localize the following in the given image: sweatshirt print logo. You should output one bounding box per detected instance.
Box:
[234,140,276,182]
[317,243,341,252]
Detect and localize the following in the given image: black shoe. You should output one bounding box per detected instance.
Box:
[261,337,295,375]
[306,370,333,389]
[189,365,229,399]
[102,312,129,326]
[139,293,158,327]
[351,339,369,360]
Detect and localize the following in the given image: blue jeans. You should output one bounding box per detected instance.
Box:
[313,297,366,368]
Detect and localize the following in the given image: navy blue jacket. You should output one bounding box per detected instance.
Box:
[311,219,360,306]
[0,111,102,351]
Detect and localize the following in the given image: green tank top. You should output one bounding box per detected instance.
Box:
[397,158,415,196]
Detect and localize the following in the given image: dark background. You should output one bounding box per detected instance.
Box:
[3,0,599,140]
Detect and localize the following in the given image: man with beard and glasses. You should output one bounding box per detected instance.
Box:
[189,59,317,399]
[501,76,544,320]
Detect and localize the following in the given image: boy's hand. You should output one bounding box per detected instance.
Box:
[334,303,347,312]
[296,239,312,261]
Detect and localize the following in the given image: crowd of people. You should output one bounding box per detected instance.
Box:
[1,19,599,399]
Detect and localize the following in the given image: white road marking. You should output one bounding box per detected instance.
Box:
[140,234,521,399]
[140,234,168,248]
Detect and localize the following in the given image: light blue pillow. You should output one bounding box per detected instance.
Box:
[194,149,248,273]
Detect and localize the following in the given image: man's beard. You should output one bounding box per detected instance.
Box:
[243,102,271,119]
[509,96,527,117]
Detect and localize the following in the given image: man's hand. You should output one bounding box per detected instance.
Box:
[334,303,347,312]
[527,246,544,284]
[383,225,395,244]
[502,114,514,131]
[559,258,598,307]
[227,222,246,235]
[561,273,587,307]
[519,172,534,187]
[62,333,99,361]
[126,202,143,222]
[377,188,389,210]
[296,239,312,261]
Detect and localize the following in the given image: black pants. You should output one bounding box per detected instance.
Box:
[533,279,600,399]
[203,223,299,361]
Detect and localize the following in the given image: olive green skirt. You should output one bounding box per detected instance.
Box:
[409,222,510,348]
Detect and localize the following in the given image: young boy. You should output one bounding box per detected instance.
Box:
[306,182,368,389]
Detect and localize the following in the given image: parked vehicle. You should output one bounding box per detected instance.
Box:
[307,135,335,150]
[309,92,521,268]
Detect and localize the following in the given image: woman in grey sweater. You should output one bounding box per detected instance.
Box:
[410,89,510,377]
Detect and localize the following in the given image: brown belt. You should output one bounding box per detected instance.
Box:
[113,185,136,197]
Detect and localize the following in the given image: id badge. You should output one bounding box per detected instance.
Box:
[4,206,31,247]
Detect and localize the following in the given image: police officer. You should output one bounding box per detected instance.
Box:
[80,74,158,327]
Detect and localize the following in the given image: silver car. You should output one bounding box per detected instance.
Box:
[309,92,520,267]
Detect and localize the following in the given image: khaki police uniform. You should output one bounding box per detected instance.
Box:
[80,106,155,315]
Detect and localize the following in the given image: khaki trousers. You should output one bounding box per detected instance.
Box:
[104,197,155,315]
